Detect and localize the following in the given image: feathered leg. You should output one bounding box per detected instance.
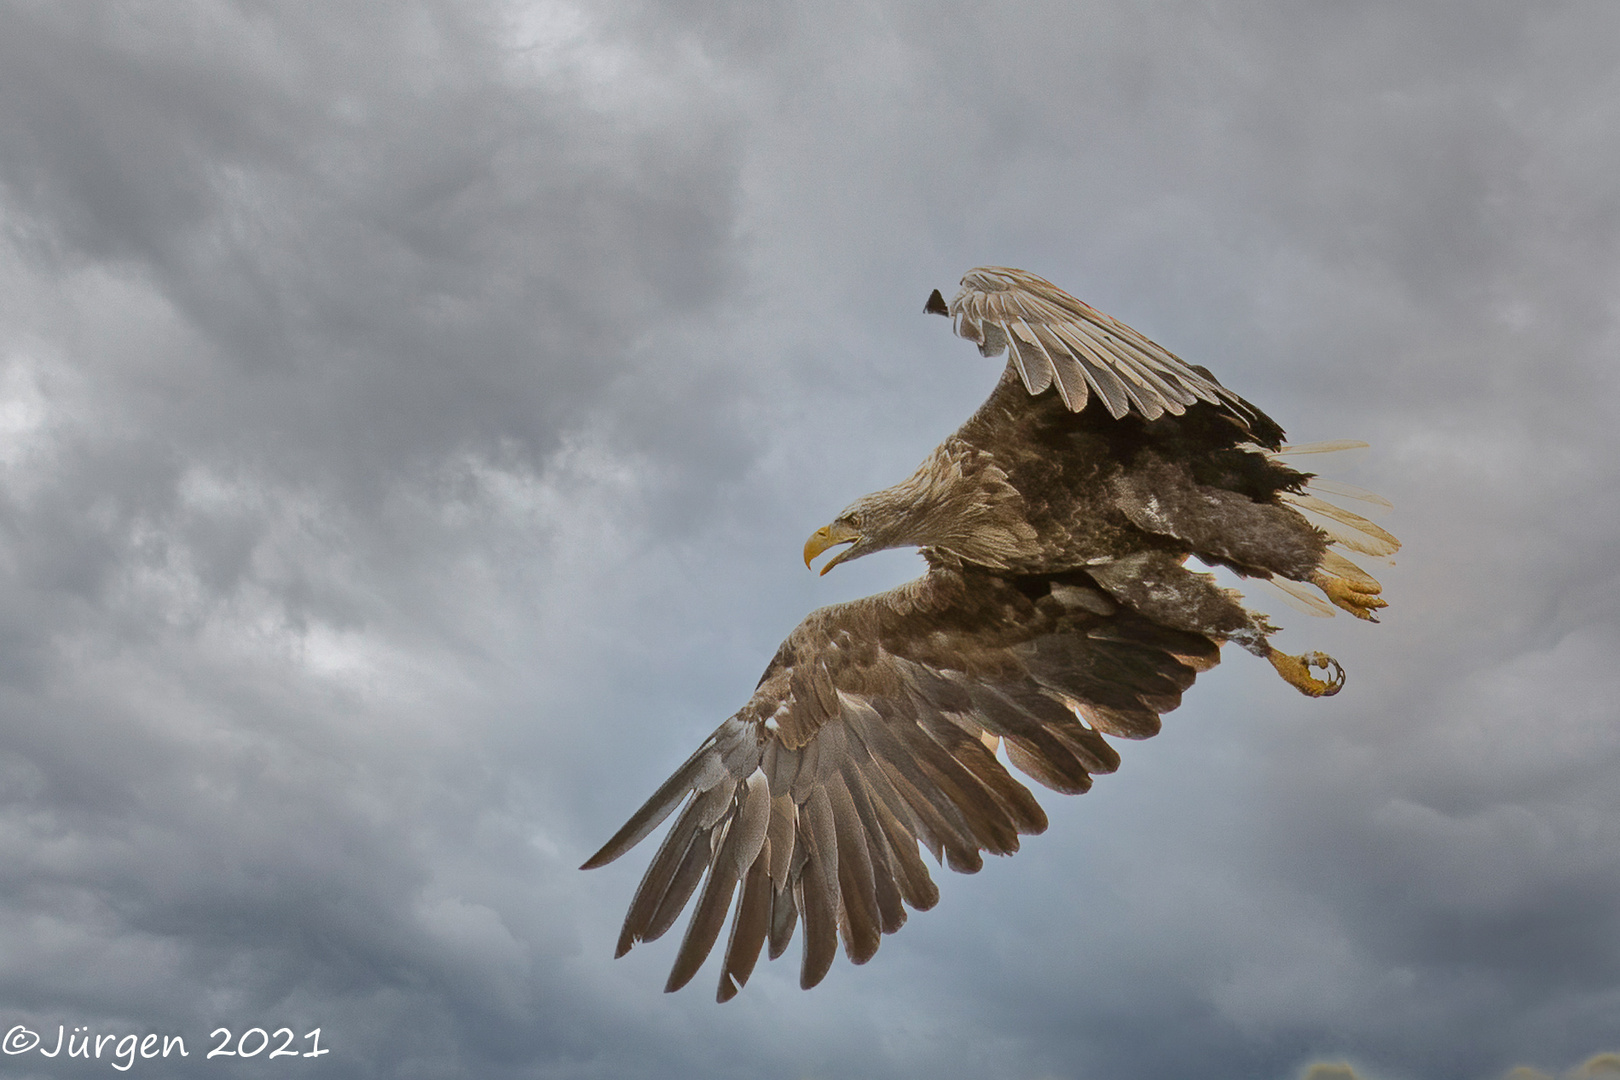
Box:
[1111,455,1328,582]
[1111,451,1398,627]
[1086,551,1343,697]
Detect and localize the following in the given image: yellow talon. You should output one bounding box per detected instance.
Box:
[1268,648,1345,697]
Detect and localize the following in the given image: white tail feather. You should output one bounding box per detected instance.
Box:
[1301,477,1392,510]
[1275,440,1368,455]
[1261,577,1337,618]
[1280,491,1401,558]
[1320,549,1381,588]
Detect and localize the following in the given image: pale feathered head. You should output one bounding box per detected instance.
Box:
[803,448,1036,574]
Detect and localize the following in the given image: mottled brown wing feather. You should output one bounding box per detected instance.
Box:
[582,565,1219,1000]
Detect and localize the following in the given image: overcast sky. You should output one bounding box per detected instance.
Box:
[2,2,1618,1078]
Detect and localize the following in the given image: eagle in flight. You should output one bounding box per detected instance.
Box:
[582,267,1398,1001]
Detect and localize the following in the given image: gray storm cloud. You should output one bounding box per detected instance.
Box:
[1,2,1618,1078]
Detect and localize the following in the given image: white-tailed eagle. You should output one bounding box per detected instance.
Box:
[582,267,1398,1001]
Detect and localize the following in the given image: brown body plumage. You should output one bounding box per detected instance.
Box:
[583,267,1398,1000]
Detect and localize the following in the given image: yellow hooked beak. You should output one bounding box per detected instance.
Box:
[803,521,862,576]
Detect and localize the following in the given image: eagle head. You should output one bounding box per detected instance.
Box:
[802,495,903,576]
[803,449,1035,575]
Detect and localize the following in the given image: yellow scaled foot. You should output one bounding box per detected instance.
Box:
[1312,570,1387,622]
[1267,648,1345,697]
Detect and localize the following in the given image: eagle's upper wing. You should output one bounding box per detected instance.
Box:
[937,266,1279,440]
[581,566,1219,1001]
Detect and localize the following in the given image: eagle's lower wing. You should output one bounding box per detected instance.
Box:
[938,266,1282,443]
[581,567,1218,1001]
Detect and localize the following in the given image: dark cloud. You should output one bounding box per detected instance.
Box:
[1,1,1618,1077]
[1303,1052,1620,1080]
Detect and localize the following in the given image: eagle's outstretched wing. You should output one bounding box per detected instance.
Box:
[931,266,1283,444]
[582,565,1219,1001]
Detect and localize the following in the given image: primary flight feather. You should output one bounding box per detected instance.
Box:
[583,267,1398,1001]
